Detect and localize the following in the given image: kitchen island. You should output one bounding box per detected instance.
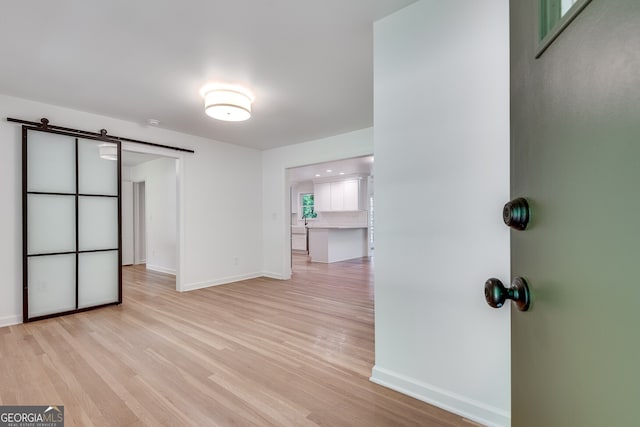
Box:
[307,226,368,263]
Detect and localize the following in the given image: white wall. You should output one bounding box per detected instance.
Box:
[372,1,511,426]
[0,93,263,325]
[129,158,177,275]
[262,128,373,279]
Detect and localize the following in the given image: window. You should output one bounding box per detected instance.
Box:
[301,193,317,219]
[537,0,592,57]
[560,0,578,16]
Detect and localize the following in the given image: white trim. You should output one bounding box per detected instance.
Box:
[121,142,186,293]
[180,272,264,292]
[370,366,510,427]
[132,181,146,266]
[0,315,22,328]
[311,173,367,184]
[283,150,374,282]
[175,154,186,293]
[262,271,291,280]
[146,264,177,276]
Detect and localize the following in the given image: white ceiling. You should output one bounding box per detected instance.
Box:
[288,155,373,184]
[0,0,417,150]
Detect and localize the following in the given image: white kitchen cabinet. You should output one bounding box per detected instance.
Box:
[308,227,367,263]
[342,180,359,211]
[314,182,332,211]
[330,182,344,210]
[314,179,361,211]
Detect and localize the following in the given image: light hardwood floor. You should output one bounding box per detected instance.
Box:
[0,254,471,426]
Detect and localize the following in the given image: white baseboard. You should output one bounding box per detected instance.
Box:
[180,272,264,292]
[261,271,291,280]
[0,314,22,328]
[146,264,176,276]
[370,366,510,427]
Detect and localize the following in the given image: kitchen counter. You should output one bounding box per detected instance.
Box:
[308,227,367,263]
[291,225,308,251]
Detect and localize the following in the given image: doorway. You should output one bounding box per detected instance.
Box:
[286,155,374,272]
[133,181,146,265]
[121,180,146,266]
[121,148,181,290]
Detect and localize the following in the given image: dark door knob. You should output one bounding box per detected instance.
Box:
[503,197,530,230]
[484,277,530,311]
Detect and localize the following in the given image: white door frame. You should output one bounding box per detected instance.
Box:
[132,181,146,265]
[122,142,185,292]
[284,153,374,275]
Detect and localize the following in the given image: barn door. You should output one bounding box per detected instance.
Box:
[24,126,121,322]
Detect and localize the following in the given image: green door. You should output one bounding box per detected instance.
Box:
[510,1,640,425]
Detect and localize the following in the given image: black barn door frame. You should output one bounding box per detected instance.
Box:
[22,123,122,322]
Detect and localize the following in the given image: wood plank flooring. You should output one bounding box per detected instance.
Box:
[0,254,471,426]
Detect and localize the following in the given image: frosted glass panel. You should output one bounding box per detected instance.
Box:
[78,251,118,308]
[79,196,118,251]
[27,131,75,193]
[28,194,76,255]
[28,254,76,318]
[78,138,118,195]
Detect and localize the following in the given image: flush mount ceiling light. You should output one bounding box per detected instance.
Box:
[99,142,118,161]
[199,83,254,122]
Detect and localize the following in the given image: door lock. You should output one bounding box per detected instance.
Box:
[503,197,530,230]
[484,277,530,311]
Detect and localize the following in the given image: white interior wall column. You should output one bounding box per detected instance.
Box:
[372,1,511,426]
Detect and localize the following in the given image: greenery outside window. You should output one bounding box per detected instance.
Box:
[301,193,317,219]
